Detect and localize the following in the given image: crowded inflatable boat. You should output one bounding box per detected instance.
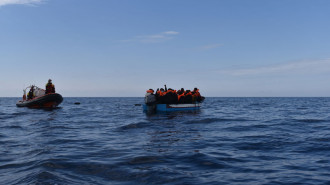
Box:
[143,85,205,112]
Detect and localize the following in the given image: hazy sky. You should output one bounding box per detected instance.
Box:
[1,0,330,97]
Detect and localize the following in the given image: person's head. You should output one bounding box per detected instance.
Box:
[48,79,52,83]
[194,87,198,91]
[160,88,164,92]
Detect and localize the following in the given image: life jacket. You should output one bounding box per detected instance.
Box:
[195,89,200,96]
[185,91,192,96]
[184,91,193,103]
[178,93,184,101]
[46,83,55,94]
[193,89,203,102]
[160,91,165,96]
[27,90,34,100]
[146,89,154,93]
[192,93,197,102]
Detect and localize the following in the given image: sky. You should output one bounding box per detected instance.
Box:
[1,0,330,97]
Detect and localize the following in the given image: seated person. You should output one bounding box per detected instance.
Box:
[27,86,35,100]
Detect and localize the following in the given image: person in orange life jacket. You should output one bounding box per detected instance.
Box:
[193,88,200,96]
[177,88,185,104]
[164,88,178,104]
[161,88,166,95]
[171,89,178,104]
[146,89,154,94]
[45,79,55,94]
[184,90,193,103]
[156,88,166,104]
[192,88,199,103]
[192,91,197,103]
[193,87,205,102]
[155,88,161,103]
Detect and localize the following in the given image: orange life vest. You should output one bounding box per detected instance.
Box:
[146,89,154,93]
[185,91,192,96]
[178,93,184,101]
[157,91,165,96]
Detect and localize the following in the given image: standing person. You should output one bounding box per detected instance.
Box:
[27,86,35,100]
[45,79,55,94]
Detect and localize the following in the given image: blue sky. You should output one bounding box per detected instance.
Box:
[1,0,330,97]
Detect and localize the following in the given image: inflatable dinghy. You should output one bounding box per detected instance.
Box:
[16,85,63,108]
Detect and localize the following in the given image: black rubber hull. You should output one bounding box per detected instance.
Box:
[16,93,63,108]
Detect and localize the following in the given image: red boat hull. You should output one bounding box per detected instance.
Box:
[16,93,63,108]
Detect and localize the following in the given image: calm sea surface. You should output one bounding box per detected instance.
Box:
[1,97,330,185]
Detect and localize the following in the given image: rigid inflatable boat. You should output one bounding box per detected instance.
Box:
[16,86,63,108]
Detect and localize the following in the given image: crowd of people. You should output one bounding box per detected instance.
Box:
[145,85,205,105]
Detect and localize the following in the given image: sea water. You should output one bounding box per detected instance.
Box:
[0,97,330,184]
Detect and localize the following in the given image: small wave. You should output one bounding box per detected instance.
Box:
[312,137,330,142]
[185,118,252,124]
[0,160,36,170]
[39,160,67,170]
[224,124,269,132]
[14,171,75,185]
[49,125,74,130]
[294,119,326,123]
[294,145,330,153]
[177,153,233,170]
[297,107,309,110]
[118,121,151,130]
[232,166,279,174]
[0,112,29,119]
[0,125,23,129]
[25,148,50,158]
[248,103,270,107]
[128,156,162,165]
[47,138,91,145]
[233,140,297,151]
[316,159,329,164]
